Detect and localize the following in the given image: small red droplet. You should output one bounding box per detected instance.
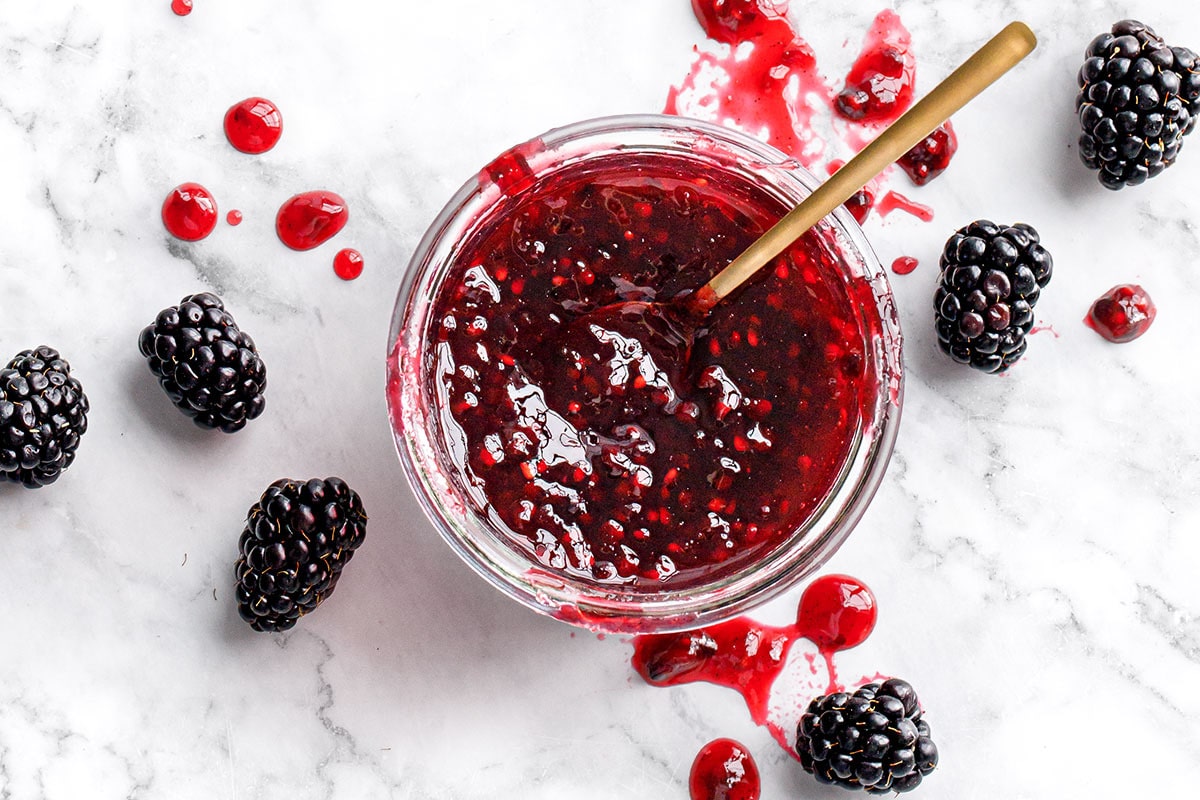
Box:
[689,738,761,800]
[171,0,193,16]
[226,210,243,226]
[275,191,348,251]
[891,256,918,275]
[162,182,217,241]
[333,248,364,281]
[224,97,283,155]
[796,574,877,651]
[1085,284,1156,342]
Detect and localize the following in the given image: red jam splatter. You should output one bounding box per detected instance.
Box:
[633,575,877,726]
[224,97,284,155]
[226,210,243,226]
[1085,284,1156,342]
[333,248,364,281]
[670,0,830,168]
[690,738,762,800]
[275,191,348,251]
[1029,323,1060,338]
[875,190,934,222]
[834,10,915,124]
[427,152,877,587]
[898,122,957,186]
[171,0,193,16]
[162,182,217,241]
[891,256,918,275]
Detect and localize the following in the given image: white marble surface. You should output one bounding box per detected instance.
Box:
[1,0,1198,797]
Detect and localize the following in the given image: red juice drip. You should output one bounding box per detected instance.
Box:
[224,97,283,155]
[333,248,364,281]
[632,574,877,729]
[226,210,243,226]
[162,182,217,242]
[670,0,831,168]
[1085,284,1156,342]
[1029,323,1060,338]
[276,191,348,250]
[834,10,915,125]
[689,738,762,800]
[876,190,933,222]
[171,0,193,16]
[891,256,918,275]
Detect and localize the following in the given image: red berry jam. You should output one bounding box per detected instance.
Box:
[795,573,876,651]
[224,97,283,155]
[226,209,243,226]
[275,191,349,251]
[162,182,218,241]
[423,152,878,588]
[1085,284,1156,342]
[333,248,364,281]
[171,0,193,16]
[891,256,918,275]
[898,122,958,186]
[690,738,762,800]
[834,10,915,124]
[690,0,787,46]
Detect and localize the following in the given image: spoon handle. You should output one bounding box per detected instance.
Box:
[698,21,1037,309]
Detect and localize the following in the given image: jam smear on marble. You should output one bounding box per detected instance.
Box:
[333,248,364,281]
[171,0,193,16]
[162,182,218,241]
[276,191,349,250]
[429,153,874,587]
[834,10,916,124]
[875,190,933,222]
[224,97,284,155]
[690,738,762,800]
[1085,284,1156,342]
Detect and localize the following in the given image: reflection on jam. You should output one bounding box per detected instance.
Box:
[171,0,193,16]
[226,210,243,226]
[875,190,934,222]
[898,122,958,186]
[428,153,874,586]
[834,10,915,124]
[224,97,284,155]
[1085,284,1156,342]
[162,182,217,241]
[690,738,762,800]
[891,256,918,275]
[275,191,349,250]
[333,248,364,281]
[632,575,877,726]
[671,0,829,168]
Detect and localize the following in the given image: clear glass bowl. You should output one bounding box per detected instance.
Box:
[386,114,903,634]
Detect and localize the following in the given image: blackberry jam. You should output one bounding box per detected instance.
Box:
[389,116,902,632]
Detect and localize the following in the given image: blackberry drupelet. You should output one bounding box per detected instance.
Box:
[1076,19,1200,189]
[0,346,89,488]
[934,220,1053,373]
[235,477,368,632]
[138,292,266,432]
[796,678,938,794]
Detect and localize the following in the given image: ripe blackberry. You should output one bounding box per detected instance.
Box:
[235,477,368,632]
[796,678,938,794]
[1076,19,1200,189]
[934,220,1053,373]
[138,292,266,433]
[0,346,89,488]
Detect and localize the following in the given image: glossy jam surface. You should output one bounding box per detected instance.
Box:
[162,182,217,241]
[276,191,348,250]
[224,97,284,155]
[226,209,243,226]
[1086,284,1156,342]
[891,256,918,275]
[171,0,193,16]
[425,153,874,588]
[899,122,958,186]
[333,248,364,281]
[690,738,762,800]
[834,10,915,123]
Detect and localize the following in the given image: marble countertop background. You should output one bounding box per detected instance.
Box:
[1,1,1197,798]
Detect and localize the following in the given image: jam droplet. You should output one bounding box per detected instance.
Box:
[898,122,958,186]
[162,182,218,241]
[690,738,762,800]
[333,248,364,281]
[796,574,877,651]
[875,190,934,222]
[834,10,915,124]
[891,256,918,275]
[1085,284,1156,342]
[171,0,193,16]
[226,210,243,226]
[275,191,348,250]
[224,97,284,155]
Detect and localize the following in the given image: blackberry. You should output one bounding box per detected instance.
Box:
[796,678,938,794]
[1076,19,1200,189]
[235,477,368,632]
[0,346,89,488]
[934,220,1053,373]
[138,292,266,433]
